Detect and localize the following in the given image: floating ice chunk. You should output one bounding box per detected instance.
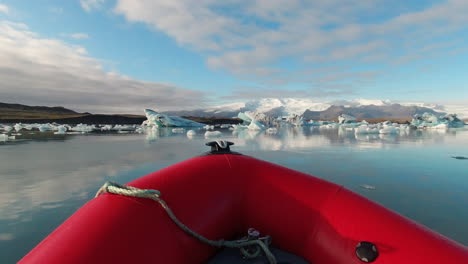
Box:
[143,109,204,128]
[14,123,24,132]
[338,114,356,124]
[220,124,231,129]
[360,184,376,190]
[355,125,380,134]
[100,125,113,131]
[71,123,95,132]
[248,119,266,130]
[204,125,215,130]
[411,112,465,129]
[204,131,222,138]
[355,126,369,134]
[38,124,52,132]
[443,114,465,128]
[172,128,186,133]
[135,127,144,134]
[237,112,253,124]
[113,125,134,131]
[0,134,15,141]
[320,123,339,129]
[3,125,13,132]
[433,123,448,130]
[56,125,67,134]
[232,124,248,130]
[287,114,306,126]
[266,127,277,134]
[238,111,277,127]
[186,130,196,137]
[379,126,399,134]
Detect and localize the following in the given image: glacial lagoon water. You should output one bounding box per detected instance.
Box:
[1,126,468,262]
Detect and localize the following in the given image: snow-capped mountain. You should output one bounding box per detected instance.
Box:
[164,98,467,119]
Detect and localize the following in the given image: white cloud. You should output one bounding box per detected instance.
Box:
[0,21,206,114]
[113,0,468,88]
[0,4,9,14]
[70,33,89,39]
[80,0,107,12]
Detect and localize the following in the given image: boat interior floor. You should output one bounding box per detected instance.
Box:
[207,247,309,264]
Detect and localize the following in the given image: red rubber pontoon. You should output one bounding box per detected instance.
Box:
[20,142,468,263]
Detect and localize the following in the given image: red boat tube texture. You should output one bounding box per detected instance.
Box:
[20,154,468,263]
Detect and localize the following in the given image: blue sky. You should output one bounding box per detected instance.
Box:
[0,0,467,113]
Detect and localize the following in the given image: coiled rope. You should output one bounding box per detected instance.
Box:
[95,181,277,264]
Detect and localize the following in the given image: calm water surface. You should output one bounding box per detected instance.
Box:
[1,127,468,262]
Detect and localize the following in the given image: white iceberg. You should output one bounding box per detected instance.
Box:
[338,114,357,124]
[14,123,24,132]
[142,109,205,128]
[186,130,196,137]
[411,112,465,129]
[204,131,222,138]
[54,125,67,134]
[379,126,399,134]
[172,128,186,133]
[2,125,13,132]
[38,124,53,132]
[0,134,15,142]
[238,112,268,130]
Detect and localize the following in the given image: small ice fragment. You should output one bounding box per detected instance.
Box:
[172,128,186,133]
[186,130,196,137]
[360,184,376,190]
[38,124,52,132]
[14,123,23,132]
[379,127,398,134]
[266,127,277,134]
[247,120,265,130]
[204,131,222,138]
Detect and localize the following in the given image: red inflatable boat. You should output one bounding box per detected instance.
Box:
[20,142,468,263]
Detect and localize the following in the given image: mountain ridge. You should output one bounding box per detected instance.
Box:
[0,100,461,124]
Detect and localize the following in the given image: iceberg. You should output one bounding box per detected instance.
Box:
[14,123,24,132]
[38,124,53,132]
[186,130,196,137]
[338,114,356,124]
[379,126,399,134]
[142,109,205,128]
[2,125,13,132]
[286,114,307,126]
[411,112,465,129]
[54,125,67,134]
[0,134,15,142]
[172,128,186,133]
[237,112,269,130]
[204,131,222,138]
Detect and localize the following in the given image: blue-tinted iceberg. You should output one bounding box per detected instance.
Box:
[142,109,205,128]
[411,113,465,129]
[237,112,268,130]
[338,114,356,124]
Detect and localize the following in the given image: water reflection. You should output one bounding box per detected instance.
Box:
[1,127,468,262]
